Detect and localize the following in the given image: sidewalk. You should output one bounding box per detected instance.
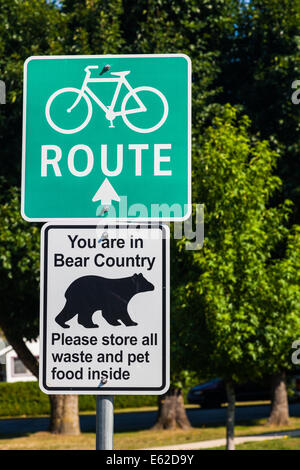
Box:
[141,429,300,450]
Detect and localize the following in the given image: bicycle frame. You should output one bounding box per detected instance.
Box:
[68,69,146,127]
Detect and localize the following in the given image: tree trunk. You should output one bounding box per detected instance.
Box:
[152,388,191,430]
[267,371,290,426]
[49,395,81,435]
[225,380,235,450]
[49,395,64,433]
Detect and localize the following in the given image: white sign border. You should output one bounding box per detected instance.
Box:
[39,222,170,395]
[21,54,191,222]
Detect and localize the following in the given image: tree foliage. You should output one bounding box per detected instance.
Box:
[0,1,299,426]
[0,0,65,187]
[176,105,300,383]
[0,185,40,341]
[218,0,300,219]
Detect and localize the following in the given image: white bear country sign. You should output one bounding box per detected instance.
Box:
[39,223,170,394]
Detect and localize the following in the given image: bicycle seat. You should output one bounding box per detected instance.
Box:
[110,71,130,77]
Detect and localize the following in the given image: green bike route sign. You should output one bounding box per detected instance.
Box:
[21,54,191,221]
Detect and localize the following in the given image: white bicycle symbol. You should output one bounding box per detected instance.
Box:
[45,65,169,134]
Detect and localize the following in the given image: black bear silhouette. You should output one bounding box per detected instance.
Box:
[55,273,154,329]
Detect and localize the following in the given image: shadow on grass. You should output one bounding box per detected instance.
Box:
[0,402,299,440]
[0,432,31,440]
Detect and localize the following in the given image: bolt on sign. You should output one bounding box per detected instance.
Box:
[22,54,191,221]
[40,224,170,394]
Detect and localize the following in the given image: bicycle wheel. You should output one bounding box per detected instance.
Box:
[45,87,92,134]
[121,86,168,133]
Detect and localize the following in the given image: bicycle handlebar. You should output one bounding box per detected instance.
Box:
[85,66,98,72]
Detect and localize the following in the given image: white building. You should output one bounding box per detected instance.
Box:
[0,340,39,382]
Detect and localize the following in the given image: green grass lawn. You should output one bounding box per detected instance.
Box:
[235,437,300,450]
[204,436,300,451]
[1,415,300,450]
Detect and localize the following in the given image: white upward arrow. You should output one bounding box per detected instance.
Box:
[92,178,121,205]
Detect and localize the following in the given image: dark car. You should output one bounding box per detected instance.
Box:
[187,375,300,409]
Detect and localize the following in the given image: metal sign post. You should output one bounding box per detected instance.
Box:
[96,395,114,450]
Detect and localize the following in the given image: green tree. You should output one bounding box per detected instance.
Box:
[128,0,238,131]
[177,105,300,448]
[124,0,239,429]
[0,0,80,434]
[61,0,124,54]
[0,186,40,377]
[152,234,199,430]
[257,226,300,426]
[0,186,81,435]
[0,0,66,187]
[218,0,300,220]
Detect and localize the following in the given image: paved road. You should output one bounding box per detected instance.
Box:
[1,403,300,436]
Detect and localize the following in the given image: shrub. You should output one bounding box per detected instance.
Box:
[0,381,158,417]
